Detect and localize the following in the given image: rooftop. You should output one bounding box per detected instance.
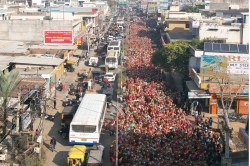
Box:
[0,40,29,55]
[29,44,77,50]
[10,78,46,98]
[167,29,193,41]
[0,56,15,71]
[14,67,54,75]
[12,56,64,66]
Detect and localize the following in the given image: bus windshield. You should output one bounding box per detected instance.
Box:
[72,125,96,133]
[106,57,117,63]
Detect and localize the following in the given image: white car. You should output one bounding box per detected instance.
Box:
[103,72,116,82]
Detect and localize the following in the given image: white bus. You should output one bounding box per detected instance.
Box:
[69,94,107,145]
[105,49,119,69]
[107,40,121,54]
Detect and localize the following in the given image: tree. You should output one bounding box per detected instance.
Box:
[151,40,191,75]
[213,72,248,165]
[0,70,20,136]
[181,6,200,13]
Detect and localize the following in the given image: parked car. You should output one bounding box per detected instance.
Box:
[103,72,116,82]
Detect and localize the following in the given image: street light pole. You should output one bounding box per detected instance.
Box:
[109,103,121,166]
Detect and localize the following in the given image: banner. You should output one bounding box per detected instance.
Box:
[44,30,73,45]
[204,52,249,75]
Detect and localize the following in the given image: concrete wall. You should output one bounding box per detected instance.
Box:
[242,24,249,44]
[0,20,74,42]
[168,21,190,31]
[199,23,241,44]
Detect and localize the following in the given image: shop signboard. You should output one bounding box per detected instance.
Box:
[118,1,127,5]
[44,30,73,45]
[74,32,84,46]
[200,55,228,77]
[159,0,169,10]
[204,52,249,75]
[147,2,157,13]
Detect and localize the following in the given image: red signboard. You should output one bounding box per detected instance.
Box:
[44,30,73,45]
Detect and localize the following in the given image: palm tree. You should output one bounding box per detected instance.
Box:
[0,70,20,136]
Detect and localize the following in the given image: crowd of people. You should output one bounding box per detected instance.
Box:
[109,16,223,166]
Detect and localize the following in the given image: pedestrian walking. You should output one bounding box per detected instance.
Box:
[88,79,92,91]
[194,110,198,123]
[53,98,57,109]
[50,137,56,152]
[208,117,213,128]
[109,121,115,136]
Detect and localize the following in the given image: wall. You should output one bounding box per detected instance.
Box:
[168,21,190,30]
[0,20,73,42]
[242,15,249,44]
[199,23,241,44]
[237,99,249,114]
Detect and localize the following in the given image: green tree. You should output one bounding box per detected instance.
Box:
[0,70,20,136]
[182,6,200,13]
[190,38,210,50]
[151,40,191,75]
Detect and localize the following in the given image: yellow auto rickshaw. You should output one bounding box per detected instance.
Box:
[67,145,87,166]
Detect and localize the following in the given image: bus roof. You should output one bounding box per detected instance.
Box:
[107,49,119,57]
[71,94,106,126]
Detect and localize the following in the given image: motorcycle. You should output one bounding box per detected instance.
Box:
[68,84,80,96]
[56,83,63,91]
[44,114,55,121]
[58,125,69,139]
[62,99,80,107]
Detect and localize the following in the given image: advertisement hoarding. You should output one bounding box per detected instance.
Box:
[204,52,249,75]
[200,55,228,77]
[44,30,73,45]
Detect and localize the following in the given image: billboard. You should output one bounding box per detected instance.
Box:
[204,52,249,75]
[159,0,169,10]
[44,30,73,45]
[200,55,228,77]
[147,2,158,13]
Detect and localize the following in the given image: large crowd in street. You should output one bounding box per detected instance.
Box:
[109,17,223,166]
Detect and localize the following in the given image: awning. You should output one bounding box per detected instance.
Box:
[188,91,211,99]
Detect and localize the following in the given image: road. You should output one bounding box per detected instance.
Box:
[41,18,121,166]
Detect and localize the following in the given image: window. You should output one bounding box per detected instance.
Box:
[185,24,189,28]
[72,125,96,133]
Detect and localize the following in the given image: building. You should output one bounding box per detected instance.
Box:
[191,12,249,44]
[188,42,249,115]
[162,7,202,42]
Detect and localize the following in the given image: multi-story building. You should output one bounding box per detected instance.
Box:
[191,12,249,44]
[188,42,249,115]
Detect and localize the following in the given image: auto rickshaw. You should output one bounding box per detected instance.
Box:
[67,145,87,166]
[64,60,76,72]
